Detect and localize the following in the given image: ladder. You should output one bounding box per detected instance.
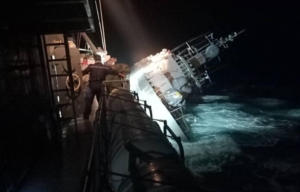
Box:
[42,33,79,143]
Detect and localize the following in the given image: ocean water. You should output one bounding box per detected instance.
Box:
[174,95,300,191]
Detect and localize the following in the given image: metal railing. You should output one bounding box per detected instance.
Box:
[81,86,105,192]
[81,81,186,192]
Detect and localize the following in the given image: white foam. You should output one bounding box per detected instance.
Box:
[180,95,300,173]
[190,97,297,146]
[170,135,240,172]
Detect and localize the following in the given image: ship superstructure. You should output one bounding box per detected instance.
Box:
[130,30,245,141]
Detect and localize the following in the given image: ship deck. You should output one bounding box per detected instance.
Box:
[19,98,99,192]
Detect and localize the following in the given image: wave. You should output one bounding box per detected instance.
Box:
[178,95,300,173]
[170,135,240,172]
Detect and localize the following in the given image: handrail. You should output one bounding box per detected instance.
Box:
[171,32,211,52]
[102,79,129,83]
[163,120,185,164]
[81,83,186,191]
[81,86,105,192]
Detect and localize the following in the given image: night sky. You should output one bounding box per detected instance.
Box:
[96,0,299,97]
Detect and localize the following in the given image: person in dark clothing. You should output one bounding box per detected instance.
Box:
[82,54,124,120]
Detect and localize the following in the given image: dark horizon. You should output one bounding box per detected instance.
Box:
[95,0,299,94]
[100,1,297,63]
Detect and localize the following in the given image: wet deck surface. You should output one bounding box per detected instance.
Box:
[19,98,99,192]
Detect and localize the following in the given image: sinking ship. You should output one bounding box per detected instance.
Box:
[130,30,245,141]
[41,31,244,191]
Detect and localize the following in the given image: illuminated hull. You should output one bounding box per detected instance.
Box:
[130,31,244,141]
[130,54,190,142]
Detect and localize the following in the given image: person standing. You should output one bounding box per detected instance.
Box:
[82,54,124,120]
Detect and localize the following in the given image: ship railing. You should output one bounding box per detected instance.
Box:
[81,80,130,192]
[170,106,191,135]
[80,84,106,192]
[152,119,185,163]
[81,80,188,192]
[171,31,211,53]
[154,91,191,136]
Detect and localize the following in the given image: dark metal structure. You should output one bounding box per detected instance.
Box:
[0,0,99,191]
[2,0,97,33]
[0,32,54,192]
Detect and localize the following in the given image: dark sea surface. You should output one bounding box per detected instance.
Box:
[174,93,300,192]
